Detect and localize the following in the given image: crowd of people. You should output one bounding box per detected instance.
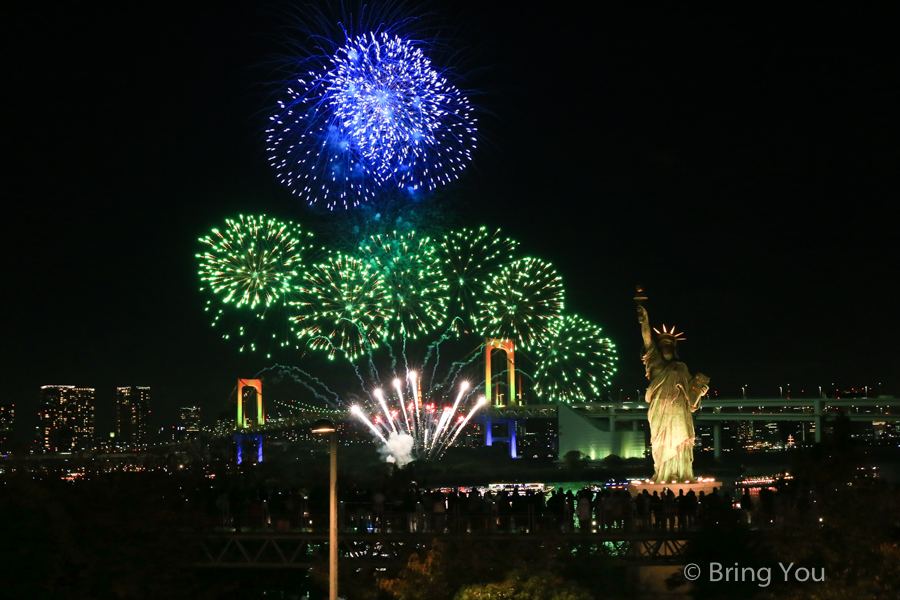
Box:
[211,483,801,534]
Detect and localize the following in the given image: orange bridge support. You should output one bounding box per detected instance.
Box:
[485,338,517,407]
[237,379,264,429]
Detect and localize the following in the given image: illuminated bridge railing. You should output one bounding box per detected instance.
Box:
[487,398,899,420]
[214,399,898,432]
[196,501,789,567]
[196,527,693,568]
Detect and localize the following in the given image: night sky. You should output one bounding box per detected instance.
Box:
[9,2,898,434]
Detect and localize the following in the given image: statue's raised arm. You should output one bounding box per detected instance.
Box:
[637,306,652,351]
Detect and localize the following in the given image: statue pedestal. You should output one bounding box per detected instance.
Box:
[626,479,723,498]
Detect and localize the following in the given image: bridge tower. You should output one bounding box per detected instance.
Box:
[484,338,520,458]
[235,379,264,465]
[485,338,518,407]
[237,379,264,429]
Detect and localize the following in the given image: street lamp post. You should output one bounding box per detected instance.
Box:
[312,419,338,600]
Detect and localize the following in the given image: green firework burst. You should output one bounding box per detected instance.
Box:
[360,231,448,339]
[533,315,617,403]
[197,215,313,356]
[293,253,393,359]
[480,257,564,348]
[436,227,517,333]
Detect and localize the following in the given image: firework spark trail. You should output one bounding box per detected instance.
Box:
[444,353,482,394]
[410,371,422,442]
[385,338,399,374]
[254,364,340,406]
[423,320,457,369]
[448,381,469,414]
[401,330,409,376]
[373,388,398,435]
[350,370,479,462]
[436,396,487,458]
[429,382,469,447]
[436,344,483,391]
[307,334,371,392]
[424,319,463,387]
[364,343,381,384]
[430,343,442,392]
[393,378,412,435]
[323,330,371,391]
[349,360,369,394]
[434,414,466,456]
[351,405,388,444]
[430,407,453,452]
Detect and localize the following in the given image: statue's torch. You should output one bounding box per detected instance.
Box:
[634,285,647,316]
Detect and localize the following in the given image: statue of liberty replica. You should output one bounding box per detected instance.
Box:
[637,302,709,483]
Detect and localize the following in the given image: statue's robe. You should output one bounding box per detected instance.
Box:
[643,344,696,482]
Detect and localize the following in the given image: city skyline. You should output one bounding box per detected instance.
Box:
[13,378,891,443]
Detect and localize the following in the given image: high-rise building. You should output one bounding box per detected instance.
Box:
[180,406,201,431]
[70,388,95,450]
[116,386,151,448]
[39,385,72,452]
[38,385,95,452]
[0,403,14,454]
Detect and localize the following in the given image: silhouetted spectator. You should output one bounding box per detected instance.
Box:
[433,491,446,533]
[650,491,662,530]
[758,488,776,527]
[676,490,686,530]
[663,490,675,530]
[577,493,592,532]
[600,490,613,529]
[739,491,753,525]
[563,490,575,533]
[636,490,650,531]
[684,490,698,530]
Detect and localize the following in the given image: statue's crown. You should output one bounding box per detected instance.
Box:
[653,324,685,342]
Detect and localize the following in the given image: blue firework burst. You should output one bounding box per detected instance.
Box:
[267,81,377,210]
[267,27,476,210]
[328,33,476,191]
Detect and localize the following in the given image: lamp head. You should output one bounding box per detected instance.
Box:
[311,419,336,434]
